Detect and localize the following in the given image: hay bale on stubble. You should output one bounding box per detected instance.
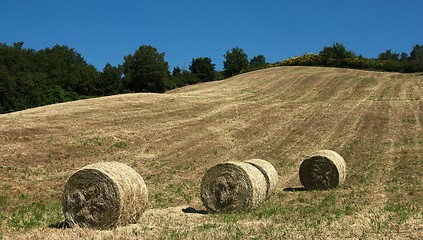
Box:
[299,150,346,190]
[61,162,148,229]
[244,159,279,199]
[200,161,267,213]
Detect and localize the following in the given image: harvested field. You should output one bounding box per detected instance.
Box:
[0,66,422,239]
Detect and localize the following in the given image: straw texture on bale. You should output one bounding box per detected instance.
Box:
[244,159,279,199]
[62,162,148,229]
[299,150,346,190]
[200,161,267,213]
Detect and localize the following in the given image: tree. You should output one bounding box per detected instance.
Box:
[99,63,123,95]
[249,55,267,69]
[36,45,100,96]
[0,65,14,113]
[378,50,399,61]
[223,47,249,77]
[400,52,409,62]
[172,66,182,77]
[189,57,215,82]
[410,44,423,71]
[123,45,169,93]
[319,42,355,66]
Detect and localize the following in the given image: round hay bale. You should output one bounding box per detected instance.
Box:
[200,161,267,213]
[244,159,279,199]
[299,150,346,190]
[62,162,148,229]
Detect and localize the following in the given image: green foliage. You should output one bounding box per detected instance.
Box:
[319,42,356,67]
[249,55,268,69]
[99,63,123,95]
[276,42,423,73]
[410,44,423,71]
[0,42,100,113]
[37,45,100,96]
[123,45,169,93]
[167,68,199,90]
[189,57,216,82]
[378,50,400,61]
[223,47,249,77]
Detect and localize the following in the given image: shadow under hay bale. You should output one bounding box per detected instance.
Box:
[200,160,279,213]
[283,187,306,192]
[61,162,148,229]
[299,150,346,190]
[182,207,208,215]
[48,220,73,229]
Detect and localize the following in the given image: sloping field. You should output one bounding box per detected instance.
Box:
[0,66,422,239]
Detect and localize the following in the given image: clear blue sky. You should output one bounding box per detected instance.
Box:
[2,0,422,71]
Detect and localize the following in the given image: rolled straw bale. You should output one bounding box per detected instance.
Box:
[62,162,148,229]
[200,161,267,213]
[244,159,279,199]
[299,150,346,190]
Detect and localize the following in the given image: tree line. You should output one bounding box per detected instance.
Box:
[277,42,423,73]
[1,42,422,113]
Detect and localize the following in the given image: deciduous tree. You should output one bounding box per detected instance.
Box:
[189,57,215,82]
[123,45,168,93]
[249,55,267,69]
[223,47,249,77]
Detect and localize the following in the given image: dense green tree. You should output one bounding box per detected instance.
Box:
[0,42,43,112]
[167,67,200,89]
[378,50,400,61]
[189,57,215,82]
[0,65,13,112]
[36,45,99,96]
[249,55,267,69]
[98,63,123,95]
[0,42,101,113]
[123,45,168,93]
[319,42,355,66]
[410,44,423,71]
[172,66,182,77]
[223,47,249,77]
[181,69,199,85]
[410,44,423,62]
[400,52,409,62]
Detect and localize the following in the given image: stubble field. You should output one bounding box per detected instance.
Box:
[0,66,422,239]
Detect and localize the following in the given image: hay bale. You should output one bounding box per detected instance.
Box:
[244,159,279,199]
[61,162,148,229]
[200,161,267,213]
[299,150,346,190]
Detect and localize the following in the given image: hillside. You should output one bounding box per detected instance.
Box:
[0,66,422,239]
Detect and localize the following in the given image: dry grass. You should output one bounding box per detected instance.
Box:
[0,66,422,239]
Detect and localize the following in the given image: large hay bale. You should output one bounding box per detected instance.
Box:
[299,150,346,190]
[200,161,267,213]
[244,159,279,199]
[62,162,148,229]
